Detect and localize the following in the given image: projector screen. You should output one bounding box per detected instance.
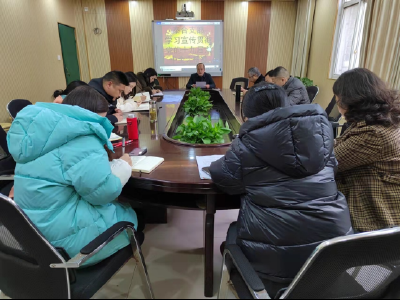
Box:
[152,20,224,77]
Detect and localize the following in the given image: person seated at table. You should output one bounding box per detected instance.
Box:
[272,66,310,106]
[210,82,353,296]
[137,68,163,95]
[186,63,216,89]
[334,68,400,233]
[116,72,147,112]
[7,86,140,266]
[265,69,275,83]
[89,71,129,125]
[241,67,265,96]
[53,80,88,104]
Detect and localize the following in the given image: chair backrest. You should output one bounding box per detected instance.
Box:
[230,78,249,90]
[282,228,400,299]
[306,86,319,103]
[0,194,70,299]
[325,95,341,122]
[7,99,32,119]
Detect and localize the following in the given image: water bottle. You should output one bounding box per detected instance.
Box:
[127,114,139,140]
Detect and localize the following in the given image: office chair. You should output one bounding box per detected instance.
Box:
[219,227,400,299]
[7,99,32,120]
[0,194,154,299]
[306,86,319,103]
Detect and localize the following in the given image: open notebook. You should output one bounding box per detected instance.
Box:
[130,156,164,174]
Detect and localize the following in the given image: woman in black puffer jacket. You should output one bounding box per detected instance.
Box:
[210,83,353,292]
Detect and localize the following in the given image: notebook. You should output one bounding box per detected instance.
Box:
[109,133,123,142]
[130,156,164,174]
[132,92,151,102]
[115,103,151,125]
[196,155,224,180]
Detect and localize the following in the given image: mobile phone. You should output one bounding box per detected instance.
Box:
[129,147,148,156]
[202,167,211,176]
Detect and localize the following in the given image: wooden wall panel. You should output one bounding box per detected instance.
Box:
[202,0,225,88]
[129,0,155,74]
[158,77,180,90]
[268,1,297,72]
[105,0,134,72]
[223,1,248,89]
[153,0,179,89]
[201,0,224,20]
[153,0,178,20]
[245,1,271,79]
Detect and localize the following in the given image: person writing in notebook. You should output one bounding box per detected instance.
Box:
[186,63,216,89]
[89,71,129,125]
[7,86,143,267]
[116,72,147,112]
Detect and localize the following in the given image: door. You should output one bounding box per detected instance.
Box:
[58,24,81,85]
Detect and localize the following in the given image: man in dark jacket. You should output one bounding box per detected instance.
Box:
[272,66,310,106]
[186,63,216,89]
[89,71,129,124]
[241,67,266,96]
[210,83,353,296]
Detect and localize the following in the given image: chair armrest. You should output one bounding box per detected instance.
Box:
[50,221,136,269]
[0,175,14,181]
[225,244,269,297]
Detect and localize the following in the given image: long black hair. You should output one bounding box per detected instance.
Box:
[143,68,158,85]
[53,81,88,98]
[333,68,400,127]
[123,72,138,99]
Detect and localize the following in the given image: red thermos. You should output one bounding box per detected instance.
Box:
[127,114,139,140]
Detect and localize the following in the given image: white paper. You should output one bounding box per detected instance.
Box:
[196,155,224,180]
[109,133,122,142]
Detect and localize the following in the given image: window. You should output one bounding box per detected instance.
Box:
[330,0,367,79]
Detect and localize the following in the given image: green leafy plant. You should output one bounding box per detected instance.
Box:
[183,88,213,116]
[173,115,231,144]
[295,76,315,88]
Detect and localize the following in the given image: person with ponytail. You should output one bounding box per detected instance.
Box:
[53,80,88,104]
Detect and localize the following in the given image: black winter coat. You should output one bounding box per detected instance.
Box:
[210,104,353,281]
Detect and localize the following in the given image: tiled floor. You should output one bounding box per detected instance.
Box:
[0,209,239,299]
[92,208,240,299]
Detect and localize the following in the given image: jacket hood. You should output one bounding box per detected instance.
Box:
[7,103,114,164]
[239,104,334,178]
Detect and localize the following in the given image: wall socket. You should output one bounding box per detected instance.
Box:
[58,55,62,61]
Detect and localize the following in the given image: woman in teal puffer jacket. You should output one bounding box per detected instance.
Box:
[7,86,138,266]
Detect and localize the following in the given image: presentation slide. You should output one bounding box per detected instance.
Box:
[152,21,224,77]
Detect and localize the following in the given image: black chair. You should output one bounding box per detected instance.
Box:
[0,126,15,195]
[7,99,32,120]
[230,78,249,91]
[218,227,400,299]
[306,86,319,103]
[0,194,154,299]
[325,96,344,139]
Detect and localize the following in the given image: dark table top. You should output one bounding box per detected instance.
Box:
[112,89,243,194]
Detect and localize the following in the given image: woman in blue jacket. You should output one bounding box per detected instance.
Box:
[7,86,138,266]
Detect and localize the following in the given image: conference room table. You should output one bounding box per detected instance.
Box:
[112,89,243,297]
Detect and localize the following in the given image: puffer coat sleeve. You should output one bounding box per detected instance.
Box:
[210,138,246,195]
[62,137,123,207]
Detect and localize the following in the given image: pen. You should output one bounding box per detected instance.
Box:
[113,140,134,148]
[122,137,125,154]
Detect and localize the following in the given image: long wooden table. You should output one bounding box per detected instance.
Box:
[112,89,243,297]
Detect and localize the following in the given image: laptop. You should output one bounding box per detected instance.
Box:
[196,81,207,89]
